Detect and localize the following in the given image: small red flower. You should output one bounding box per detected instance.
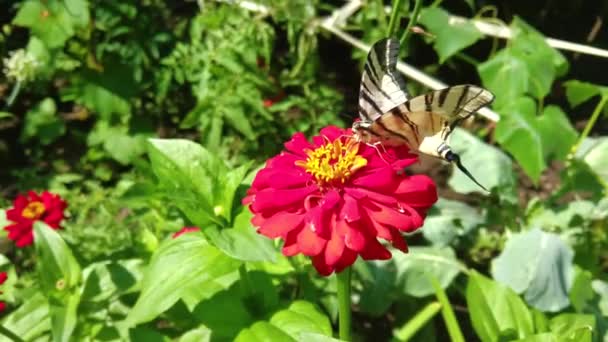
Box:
[263,99,275,108]
[172,227,200,239]
[4,191,67,247]
[0,271,7,312]
[243,126,437,275]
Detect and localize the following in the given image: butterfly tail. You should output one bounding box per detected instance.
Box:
[445,151,488,192]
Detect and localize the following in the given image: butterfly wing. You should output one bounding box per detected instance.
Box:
[401,85,494,130]
[368,85,494,157]
[358,38,409,122]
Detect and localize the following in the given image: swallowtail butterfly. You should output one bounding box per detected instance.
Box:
[352,38,495,191]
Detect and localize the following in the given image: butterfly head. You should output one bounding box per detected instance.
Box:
[351,120,372,143]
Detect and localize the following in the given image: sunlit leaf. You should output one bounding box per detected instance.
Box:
[492,228,574,312]
[466,271,535,342]
[126,234,241,325]
[494,97,545,183]
[419,7,483,63]
[421,198,484,246]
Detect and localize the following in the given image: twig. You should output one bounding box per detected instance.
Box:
[399,0,423,45]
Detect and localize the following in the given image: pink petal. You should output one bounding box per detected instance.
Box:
[258,211,304,238]
[251,186,317,214]
[296,225,326,256]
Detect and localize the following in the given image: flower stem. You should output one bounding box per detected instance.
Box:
[570,96,608,157]
[0,325,24,342]
[387,0,406,37]
[6,80,21,108]
[400,0,423,46]
[337,267,352,341]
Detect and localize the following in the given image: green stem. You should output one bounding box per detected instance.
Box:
[393,301,442,341]
[336,267,352,341]
[571,96,608,156]
[399,0,423,46]
[0,325,25,342]
[6,80,22,108]
[430,277,465,342]
[387,0,406,37]
[238,264,251,297]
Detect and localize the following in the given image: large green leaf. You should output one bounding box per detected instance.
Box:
[394,246,464,298]
[147,139,222,226]
[478,49,529,110]
[13,0,89,48]
[80,259,144,303]
[448,128,515,193]
[418,7,483,63]
[1,290,50,340]
[205,209,277,262]
[492,228,574,312]
[564,80,608,108]
[494,97,545,183]
[421,198,484,246]
[126,234,241,325]
[536,106,577,161]
[234,301,332,342]
[466,271,535,342]
[34,222,82,342]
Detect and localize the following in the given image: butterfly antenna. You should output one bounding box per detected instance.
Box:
[446,151,488,192]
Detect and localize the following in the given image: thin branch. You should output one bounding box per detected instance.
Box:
[399,0,423,45]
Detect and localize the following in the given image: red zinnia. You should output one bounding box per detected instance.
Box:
[243,126,437,275]
[0,271,7,312]
[4,191,67,247]
[172,227,200,239]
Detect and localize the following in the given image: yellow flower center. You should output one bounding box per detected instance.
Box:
[22,201,45,220]
[296,137,368,186]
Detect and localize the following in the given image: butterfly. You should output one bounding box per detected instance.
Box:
[352,38,495,191]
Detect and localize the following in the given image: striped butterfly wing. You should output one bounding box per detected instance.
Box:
[369,85,494,158]
[358,38,409,122]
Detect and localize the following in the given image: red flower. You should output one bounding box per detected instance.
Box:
[243,126,437,275]
[172,227,200,239]
[0,271,7,312]
[4,191,67,248]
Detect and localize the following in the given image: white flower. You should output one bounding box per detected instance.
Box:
[3,49,40,83]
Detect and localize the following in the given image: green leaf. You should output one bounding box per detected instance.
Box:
[448,128,515,193]
[61,66,135,119]
[492,228,574,312]
[0,112,14,119]
[206,209,277,262]
[549,314,594,342]
[418,7,483,63]
[126,233,241,325]
[494,97,545,183]
[536,106,577,161]
[466,271,535,342]
[81,259,144,303]
[564,80,608,108]
[178,326,212,342]
[356,260,397,316]
[478,49,529,110]
[21,97,65,145]
[235,301,332,342]
[192,285,254,338]
[1,291,50,340]
[13,1,79,48]
[421,198,484,246]
[34,222,81,294]
[33,222,82,342]
[575,137,608,185]
[147,139,223,226]
[394,246,464,298]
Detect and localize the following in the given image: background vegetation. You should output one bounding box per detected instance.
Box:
[0,0,607,341]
